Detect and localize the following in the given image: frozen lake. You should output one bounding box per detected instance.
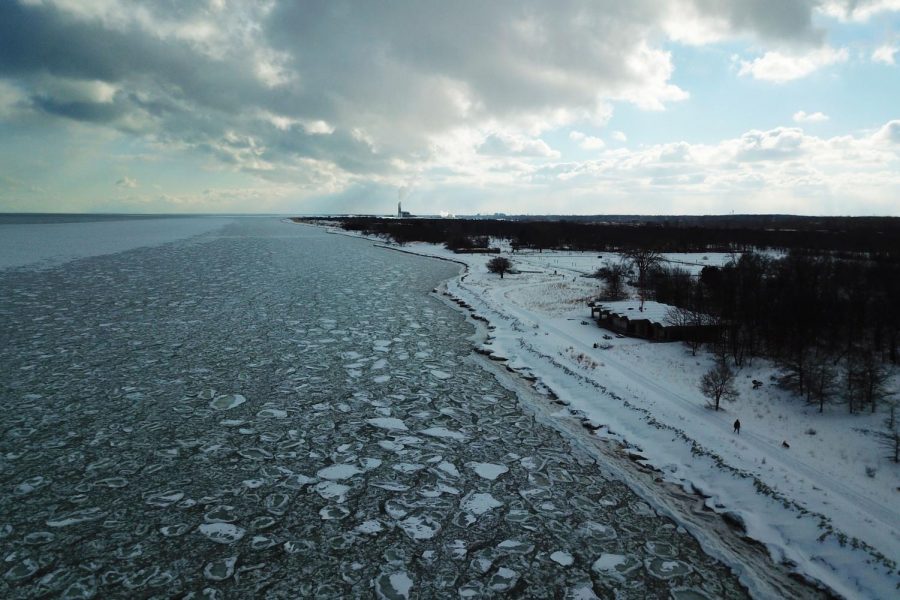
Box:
[0,219,748,598]
[0,214,235,270]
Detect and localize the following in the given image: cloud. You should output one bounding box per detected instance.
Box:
[820,0,900,22]
[874,120,900,143]
[872,44,898,65]
[115,176,137,188]
[479,132,559,158]
[664,0,824,45]
[0,0,892,215]
[735,127,807,160]
[0,0,826,184]
[738,46,848,82]
[793,110,829,122]
[569,131,606,150]
[519,120,900,215]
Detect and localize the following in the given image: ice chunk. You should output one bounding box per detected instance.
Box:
[460,492,503,515]
[203,556,237,581]
[374,571,413,600]
[315,481,350,503]
[317,464,363,481]
[592,553,626,572]
[550,551,574,566]
[355,520,384,535]
[197,523,246,544]
[46,508,104,527]
[367,418,408,431]
[319,505,350,520]
[361,457,383,470]
[371,481,410,492]
[256,408,287,418]
[398,515,441,540]
[435,461,460,478]
[393,463,425,473]
[488,567,519,592]
[209,394,246,410]
[467,462,508,480]
[420,427,466,441]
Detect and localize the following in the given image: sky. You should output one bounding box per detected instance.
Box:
[1,1,899,216]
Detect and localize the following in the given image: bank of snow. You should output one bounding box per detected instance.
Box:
[350,234,898,599]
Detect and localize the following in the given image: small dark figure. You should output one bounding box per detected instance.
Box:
[782,440,790,448]
[733,419,741,434]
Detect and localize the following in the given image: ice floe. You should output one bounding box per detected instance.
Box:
[209,394,246,410]
[197,523,245,544]
[420,427,466,441]
[367,417,408,431]
[460,492,503,515]
[467,462,508,480]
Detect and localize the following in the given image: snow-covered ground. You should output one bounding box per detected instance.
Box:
[328,229,899,599]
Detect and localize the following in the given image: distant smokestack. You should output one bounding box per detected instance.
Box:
[397,201,402,217]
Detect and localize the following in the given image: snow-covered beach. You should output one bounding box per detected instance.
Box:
[326,226,900,599]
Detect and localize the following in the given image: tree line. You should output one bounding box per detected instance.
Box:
[642,252,899,416]
[297,215,900,256]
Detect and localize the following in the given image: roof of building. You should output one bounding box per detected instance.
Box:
[594,300,676,327]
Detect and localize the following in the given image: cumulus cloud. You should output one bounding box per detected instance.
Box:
[0,1,894,215]
[521,120,900,214]
[569,131,606,150]
[872,44,898,65]
[793,110,830,122]
[820,0,900,22]
[874,120,900,143]
[735,127,807,160]
[479,132,559,158]
[115,176,138,188]
[664,0,824,45]
[0,0,829,187]
[738,46,848,82]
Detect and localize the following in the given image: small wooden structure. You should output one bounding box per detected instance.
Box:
[589,300,718,342]
[452,247,501,254]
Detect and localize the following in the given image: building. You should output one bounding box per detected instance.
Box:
[589,300,718,342]
[397,202,411,218]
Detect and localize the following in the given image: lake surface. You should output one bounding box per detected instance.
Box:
[0,219,748,598]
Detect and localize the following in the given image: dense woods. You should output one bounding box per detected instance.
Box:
[650,252,899,415]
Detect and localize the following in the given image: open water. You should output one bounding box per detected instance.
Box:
[0,219,748,598]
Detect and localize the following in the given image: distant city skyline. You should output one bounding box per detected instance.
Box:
[1,1,899,215]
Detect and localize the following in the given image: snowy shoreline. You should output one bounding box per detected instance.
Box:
[312,223,899,599]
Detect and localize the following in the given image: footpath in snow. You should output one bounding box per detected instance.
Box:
[328,229,898,599]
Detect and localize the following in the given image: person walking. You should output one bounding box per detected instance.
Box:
[733,419,741,434]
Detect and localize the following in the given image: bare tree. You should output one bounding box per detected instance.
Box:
[846,349,889,414]
[665,306,706,356]
[594,260,629,301]
[700,357,739,411]
[806,351,837,413]
[487,257,512,279]
[875,402,899,463]
[624,249,662,311]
